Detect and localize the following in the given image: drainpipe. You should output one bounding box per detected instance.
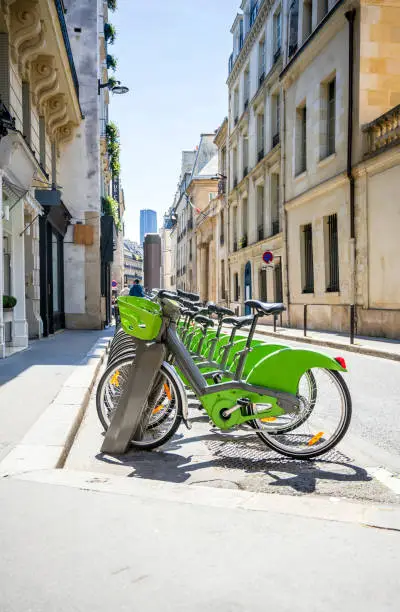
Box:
[346,9,356,344]
[282,87,291,327]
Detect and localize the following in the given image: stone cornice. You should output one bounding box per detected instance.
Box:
[285,172,348,211]
[227,0,274,89]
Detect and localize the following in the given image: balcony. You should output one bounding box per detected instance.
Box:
[218,178,227,196]
[271,220,280,236]
[250,2,259,27]
[272,133,280,148]
[258,225,264,241]
[363,104,400,156]
[257,148,264,163]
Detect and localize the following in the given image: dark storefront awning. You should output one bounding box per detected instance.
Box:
[35,188,71,236]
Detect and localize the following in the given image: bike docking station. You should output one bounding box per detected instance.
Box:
[101,340,166,455]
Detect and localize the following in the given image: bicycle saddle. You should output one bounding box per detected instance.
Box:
[193,314,215,328]
[245,300,286,316]
[208,303,235,317]
[177,289,200,302]
[222,314,254,329]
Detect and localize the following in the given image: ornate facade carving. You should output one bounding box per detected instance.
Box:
[10,0,41,65]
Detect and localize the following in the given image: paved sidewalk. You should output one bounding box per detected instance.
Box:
[240,323,400,361]
[0,329,112,462]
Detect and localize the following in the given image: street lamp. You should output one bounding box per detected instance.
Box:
[98,79,130,96]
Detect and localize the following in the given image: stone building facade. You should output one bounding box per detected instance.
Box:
[0,0,82,357]
[225,0,400,338]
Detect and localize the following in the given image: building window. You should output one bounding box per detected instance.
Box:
[296,103,307,175]
[234,272,240,301]
[39,116,46,169]
[301,223,314,293]
[221,260,226,300]
[257,113,265,161]
[258,37,266,85]
[242,197,248,244]
[233,87,239,123]
[51,142,57,186]
[257,185,264,241]
[272,92,280,148]
[317,0,329,23]
[302,0,313,41]
[233,206,238,251]
[22,82,31,145]
[273,9,282,62]
[259,268,267,301]
[233,147,238,187]
[288,0,299,57]
[327,77,336,157]
[325,214,339,292]
[320,76,336,160]
[220,210,225,245]
[221,147,227,176]
[242,134,249,177]
[243,66,250,109]
[271,174,280,235]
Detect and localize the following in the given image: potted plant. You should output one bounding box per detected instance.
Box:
[2,295,17,324]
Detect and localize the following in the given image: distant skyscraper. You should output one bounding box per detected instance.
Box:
[140,209,157,244]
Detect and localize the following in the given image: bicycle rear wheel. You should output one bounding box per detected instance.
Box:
[248,369,351,459]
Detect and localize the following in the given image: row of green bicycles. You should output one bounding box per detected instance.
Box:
[96,289,352,459]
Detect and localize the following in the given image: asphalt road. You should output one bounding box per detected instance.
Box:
[250,332,400,473]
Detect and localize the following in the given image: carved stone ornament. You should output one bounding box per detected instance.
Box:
[19,19,46,79]
[56,121,76,147]
[47,94,67,137]
[31,55,59,110]
[10,0,41,65]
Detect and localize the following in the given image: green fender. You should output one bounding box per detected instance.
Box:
[242,344,289,379]
[246,348,346,395]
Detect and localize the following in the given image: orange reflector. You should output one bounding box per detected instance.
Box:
[152,405,164,415]
[110,371,120,387]
[308,432,324,446]
[260,417,277,423]
[164,383,172,400]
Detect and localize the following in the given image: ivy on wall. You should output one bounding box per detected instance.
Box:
[102,195,121,231]
[105,122,121,177]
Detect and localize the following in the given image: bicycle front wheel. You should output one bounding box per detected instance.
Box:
[249,369,352,459]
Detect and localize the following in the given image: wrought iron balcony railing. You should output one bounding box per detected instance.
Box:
[54,0,80,100]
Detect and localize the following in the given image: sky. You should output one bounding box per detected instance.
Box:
[109,0,240,243]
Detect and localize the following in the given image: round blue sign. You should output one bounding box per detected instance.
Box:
[111,280,118,288]
[262,251,274,264]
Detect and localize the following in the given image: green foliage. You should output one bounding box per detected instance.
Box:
[107,0,117,11]
[106,54,118,71]
[105,122,121,178]
[103,196,122,232]
[3,295,17,309]
[108,76,117,89]
[104,23,116,44]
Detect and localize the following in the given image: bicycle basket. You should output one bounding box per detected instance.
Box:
[117,296,162,340]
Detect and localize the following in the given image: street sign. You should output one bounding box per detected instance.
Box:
[262,251,274,264]
[111,280,117,288]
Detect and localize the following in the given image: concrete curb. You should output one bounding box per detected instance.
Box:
[0,335,110,477]
[238,326,400,362]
